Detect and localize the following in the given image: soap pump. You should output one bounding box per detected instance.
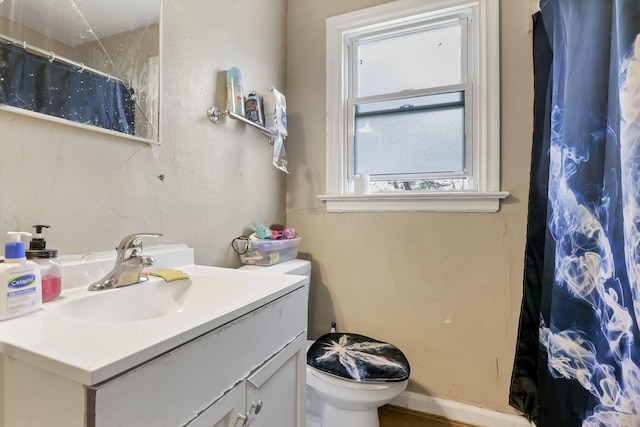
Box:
[26,225,62,303]
[0,231,42,321]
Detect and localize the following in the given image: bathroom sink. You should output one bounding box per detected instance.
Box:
[0,259,307,386]
[54,274,246,322]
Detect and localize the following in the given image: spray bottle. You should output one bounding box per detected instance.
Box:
[0,232,42,321]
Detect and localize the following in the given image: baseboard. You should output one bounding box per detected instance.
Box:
[390,391,532,427]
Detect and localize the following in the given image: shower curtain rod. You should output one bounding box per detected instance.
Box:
[0,33,129,87]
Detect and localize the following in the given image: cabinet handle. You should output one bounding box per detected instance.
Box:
[249,401,263,415]
[236,412,248,426]
[236,401,262,426]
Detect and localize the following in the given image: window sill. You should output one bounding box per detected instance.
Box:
[318,191,510,213]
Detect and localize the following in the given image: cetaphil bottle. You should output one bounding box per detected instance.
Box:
[0,231,42,321]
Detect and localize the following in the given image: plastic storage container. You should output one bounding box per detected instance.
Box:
[240,237,301,266]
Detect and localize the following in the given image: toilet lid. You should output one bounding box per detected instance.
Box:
[307,333,410,383]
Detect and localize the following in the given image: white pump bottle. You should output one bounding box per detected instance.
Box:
[0,231,42,321]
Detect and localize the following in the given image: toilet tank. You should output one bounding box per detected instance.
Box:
[238,259,311,277]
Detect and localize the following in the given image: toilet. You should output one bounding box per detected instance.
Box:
[239,259,410,427]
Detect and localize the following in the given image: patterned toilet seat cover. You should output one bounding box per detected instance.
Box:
[307,333,410,383]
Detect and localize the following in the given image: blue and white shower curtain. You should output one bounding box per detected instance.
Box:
[510,1,640,425]
[0,43,135,134]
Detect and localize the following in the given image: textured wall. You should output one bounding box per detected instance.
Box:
[285,0,534,414]
[0,0,287,268]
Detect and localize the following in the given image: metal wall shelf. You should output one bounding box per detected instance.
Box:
[207,106,275,145]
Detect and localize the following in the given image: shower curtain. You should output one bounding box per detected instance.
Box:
[0,43,135,134]
[509,1,640,426]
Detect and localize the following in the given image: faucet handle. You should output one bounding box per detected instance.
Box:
[117,233,163,257]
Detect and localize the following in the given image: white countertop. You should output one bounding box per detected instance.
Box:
[0,261,308,386]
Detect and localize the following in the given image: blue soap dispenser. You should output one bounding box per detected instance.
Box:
[0,231,42,321]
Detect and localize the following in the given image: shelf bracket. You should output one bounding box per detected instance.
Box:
[207,106,276,145]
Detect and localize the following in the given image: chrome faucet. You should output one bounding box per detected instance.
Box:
[88,233,163,291]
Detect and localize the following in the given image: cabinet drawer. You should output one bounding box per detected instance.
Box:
[88,285,308,427]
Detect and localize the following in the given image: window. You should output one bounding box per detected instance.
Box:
[319,0,508,212]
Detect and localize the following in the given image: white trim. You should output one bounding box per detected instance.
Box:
[482,0,501,192]
[326,12,347,194]
[0,104,159,146]
[391,391,532,427]
[318,191,509,213]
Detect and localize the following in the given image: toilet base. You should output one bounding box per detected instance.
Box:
[318,402,380,427]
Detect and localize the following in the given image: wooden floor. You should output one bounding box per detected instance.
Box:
[379,405,479,427]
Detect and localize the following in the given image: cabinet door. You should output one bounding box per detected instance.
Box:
[184,383,246,427]
[245,334,306,427]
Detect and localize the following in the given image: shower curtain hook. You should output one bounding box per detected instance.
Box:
[78,63,85,73]
[106,73,111,82]
[48,51,56,63]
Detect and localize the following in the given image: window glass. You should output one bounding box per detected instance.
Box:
[356,24,462,97]
[354,91,465,176]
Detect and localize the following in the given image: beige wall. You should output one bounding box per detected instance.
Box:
[0,16,73,57]
[73,23,160,77]
[285,0,533,414]
[0,0,288,267]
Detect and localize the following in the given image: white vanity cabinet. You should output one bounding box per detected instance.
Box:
[190,333,306,427]
[187,382,246,427]
[2,284,308,427]
[244,333,306,427]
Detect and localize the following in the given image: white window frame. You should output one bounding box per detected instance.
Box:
[319,0,508,213]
